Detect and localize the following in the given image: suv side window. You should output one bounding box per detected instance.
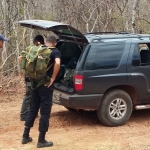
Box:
[133,43,150,66]
[84,42,125,70]
[139,44,150,66]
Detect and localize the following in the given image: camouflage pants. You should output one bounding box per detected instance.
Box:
[20,82,32,120]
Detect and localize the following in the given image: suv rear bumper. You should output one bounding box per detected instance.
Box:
[52,90,103,110]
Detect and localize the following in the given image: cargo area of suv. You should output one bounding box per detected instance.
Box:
[54,40,84,93]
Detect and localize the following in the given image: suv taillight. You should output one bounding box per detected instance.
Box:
[74,75,83,91]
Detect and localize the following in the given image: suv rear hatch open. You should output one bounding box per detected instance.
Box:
[19,20,88,44]
[19,20,89,93]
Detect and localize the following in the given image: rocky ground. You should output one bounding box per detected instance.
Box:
[1,76,150,150]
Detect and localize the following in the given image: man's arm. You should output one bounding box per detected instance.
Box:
[47,58,60,88]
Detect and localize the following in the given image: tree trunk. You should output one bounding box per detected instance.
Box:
[1,0,8,73]
[132,0,140,33]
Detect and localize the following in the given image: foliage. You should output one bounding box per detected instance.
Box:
[1,0,150,75]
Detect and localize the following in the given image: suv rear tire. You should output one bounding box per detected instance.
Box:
[97,89,133,127]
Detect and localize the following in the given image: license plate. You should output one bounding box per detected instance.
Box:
[53,90,61,101]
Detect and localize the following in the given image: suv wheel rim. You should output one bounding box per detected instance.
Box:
[109,98,127,120]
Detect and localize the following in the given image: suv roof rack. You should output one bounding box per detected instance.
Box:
[84,31,130,35]
[89,34,150,42]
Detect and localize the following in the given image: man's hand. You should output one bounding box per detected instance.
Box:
[47,77,55,88]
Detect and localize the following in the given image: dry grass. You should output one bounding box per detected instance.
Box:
[0,74,25,98]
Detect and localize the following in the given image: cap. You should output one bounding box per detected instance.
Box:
[0,34,8,41]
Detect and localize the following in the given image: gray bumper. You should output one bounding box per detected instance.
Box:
[53,90,104,110]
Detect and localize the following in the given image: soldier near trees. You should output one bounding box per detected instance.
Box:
[21,35,61,148]
[20,35,45,121]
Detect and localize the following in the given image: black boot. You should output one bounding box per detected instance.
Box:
[22,127,32,144]
[37,132,53,148]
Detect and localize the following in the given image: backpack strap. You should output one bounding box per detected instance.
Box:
[36,46,42,56]
[48,46,55,49]
[46,63,53,71]
[46,47,54,71]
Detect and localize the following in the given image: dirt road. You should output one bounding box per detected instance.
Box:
[1,93,150,150]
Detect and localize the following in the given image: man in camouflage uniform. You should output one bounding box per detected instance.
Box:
[20,35,45,121]
[20,78,32,121]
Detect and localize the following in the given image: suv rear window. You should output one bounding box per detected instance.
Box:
[84,42,125,70]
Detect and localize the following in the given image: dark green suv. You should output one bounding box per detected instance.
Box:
[19,20,150,127]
